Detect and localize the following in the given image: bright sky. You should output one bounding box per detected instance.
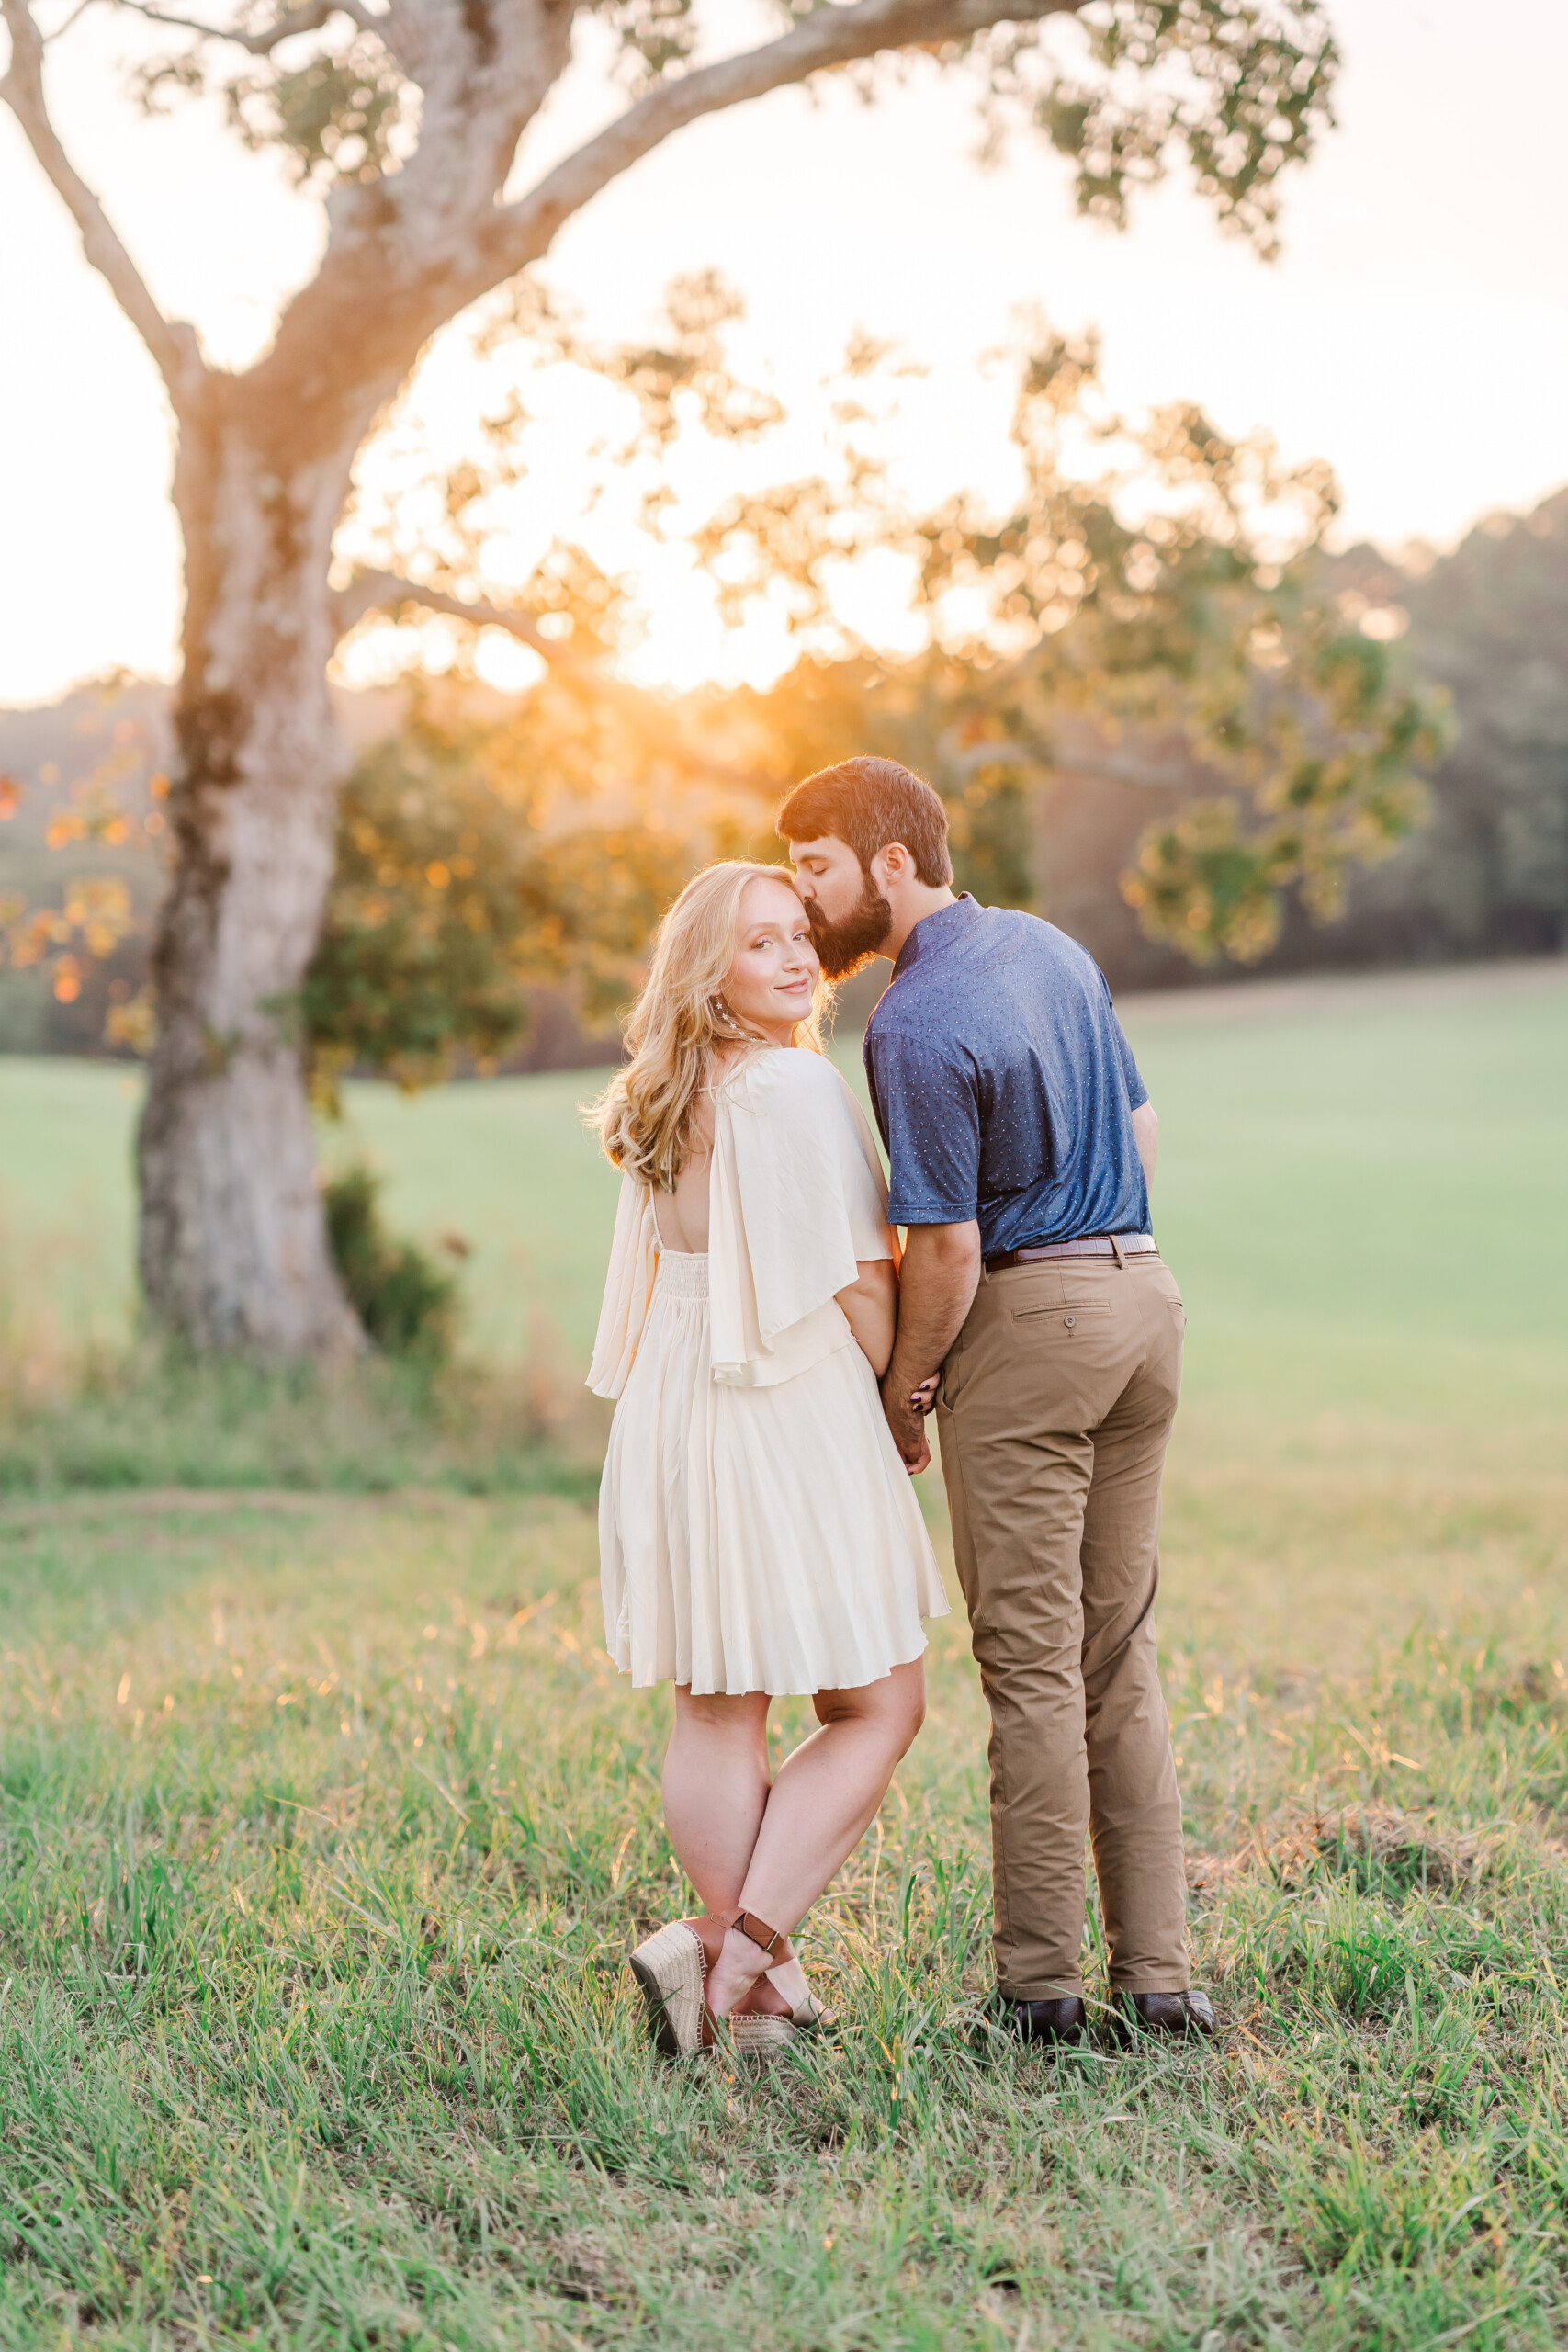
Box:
[1,0,1565,707]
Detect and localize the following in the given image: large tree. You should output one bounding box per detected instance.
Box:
[1,0,1337,1354]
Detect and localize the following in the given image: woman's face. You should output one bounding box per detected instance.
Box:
[722,876,820,1043]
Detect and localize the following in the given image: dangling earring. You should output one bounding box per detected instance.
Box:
[712,995,748,1037]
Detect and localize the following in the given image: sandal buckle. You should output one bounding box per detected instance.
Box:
[733,1909,784,1957]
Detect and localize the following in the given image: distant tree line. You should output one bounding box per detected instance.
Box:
[1324,492,1568,968]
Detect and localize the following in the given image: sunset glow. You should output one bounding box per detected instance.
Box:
[3,1,1565,707]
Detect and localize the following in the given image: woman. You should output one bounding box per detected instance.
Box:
[588,861,948,2054]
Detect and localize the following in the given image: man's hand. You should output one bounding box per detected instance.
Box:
[879,1374,933,1474]
[880,1220,982,1474]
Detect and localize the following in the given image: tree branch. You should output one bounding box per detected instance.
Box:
[331,569,773,791]
[41,0,96,42]
[333,570,671,726]
[332,568,574,673]
[0,0,206,413]
[484,0,1083,279]
[254,0,1078,481]
[111,0,378,57]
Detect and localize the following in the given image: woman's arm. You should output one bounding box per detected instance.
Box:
[1131,1100,1158,1191]
[835,1258,897,1377]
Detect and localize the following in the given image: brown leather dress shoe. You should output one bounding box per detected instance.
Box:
[1111,1989,1217,2043]
[1007,1996,1087,2046]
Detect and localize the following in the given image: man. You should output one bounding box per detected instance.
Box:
[777,755,1214,2047]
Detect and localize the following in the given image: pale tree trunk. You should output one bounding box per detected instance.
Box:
[138,412,361,1353]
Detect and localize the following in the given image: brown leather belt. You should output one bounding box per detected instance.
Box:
[985,1233,1158,1275]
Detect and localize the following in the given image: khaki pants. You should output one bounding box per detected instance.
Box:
[936,1248,1190,1999]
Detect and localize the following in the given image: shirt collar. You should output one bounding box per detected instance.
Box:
[890,893,982,980]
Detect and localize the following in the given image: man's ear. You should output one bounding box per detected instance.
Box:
[871,842,911,894]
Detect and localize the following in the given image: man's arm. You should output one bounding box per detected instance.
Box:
[880,1220,983,1474]
[1132,1100,1159,1193]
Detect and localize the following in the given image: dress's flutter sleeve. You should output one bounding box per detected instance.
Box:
[708,1052,895,1389]
[586,1173,660,1399]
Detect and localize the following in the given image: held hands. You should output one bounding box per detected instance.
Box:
[879,1367,940,1476]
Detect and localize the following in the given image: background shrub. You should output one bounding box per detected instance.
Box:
[323,1165,457,1365]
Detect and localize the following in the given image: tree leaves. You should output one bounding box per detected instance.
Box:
[991,0,1338,257]
[231,33,409,182]
[110,0,1338,237]
[128,14,412,186]
[348,293,1442,975]
[589,0,701,91]
[673,318,1442,965]
[301,708,689,1102]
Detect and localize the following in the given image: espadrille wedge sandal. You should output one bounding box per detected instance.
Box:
[631,1912,807,2058]
[729,2012,796,2057]
[627,1921,710,2057]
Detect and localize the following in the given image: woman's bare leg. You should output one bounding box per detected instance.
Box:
[662,1687,771,1909]
[705,1660,926,2018]
[660,1687,790,2016]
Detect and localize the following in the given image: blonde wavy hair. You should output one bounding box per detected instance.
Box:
[592,861,830,1192]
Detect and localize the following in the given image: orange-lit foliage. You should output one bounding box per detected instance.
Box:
[337,308,1443,989]
[0,699,166,1032]
[3,321,1444,1082]
[302,700,692,1104]
[691,327,1446,966]
[3,866,138,997]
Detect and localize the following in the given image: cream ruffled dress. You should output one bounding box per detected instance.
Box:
[589,1047,949,1696]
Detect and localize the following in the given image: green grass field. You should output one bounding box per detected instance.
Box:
[3,960,1564,1415]
[0,963,1566,2346]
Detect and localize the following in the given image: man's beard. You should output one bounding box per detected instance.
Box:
[807,876,894,979]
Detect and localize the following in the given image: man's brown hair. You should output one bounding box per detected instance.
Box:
[776,757,953,888]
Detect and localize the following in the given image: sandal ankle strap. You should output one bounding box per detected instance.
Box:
[730,1908,786,1958]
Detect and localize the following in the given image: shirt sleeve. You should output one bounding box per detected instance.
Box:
[707,1054,893,1385]
[833,1083,898,1261]
[585,1174,659,1399]
[868,1025,982,1227]
[1109,999,1149,1111]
